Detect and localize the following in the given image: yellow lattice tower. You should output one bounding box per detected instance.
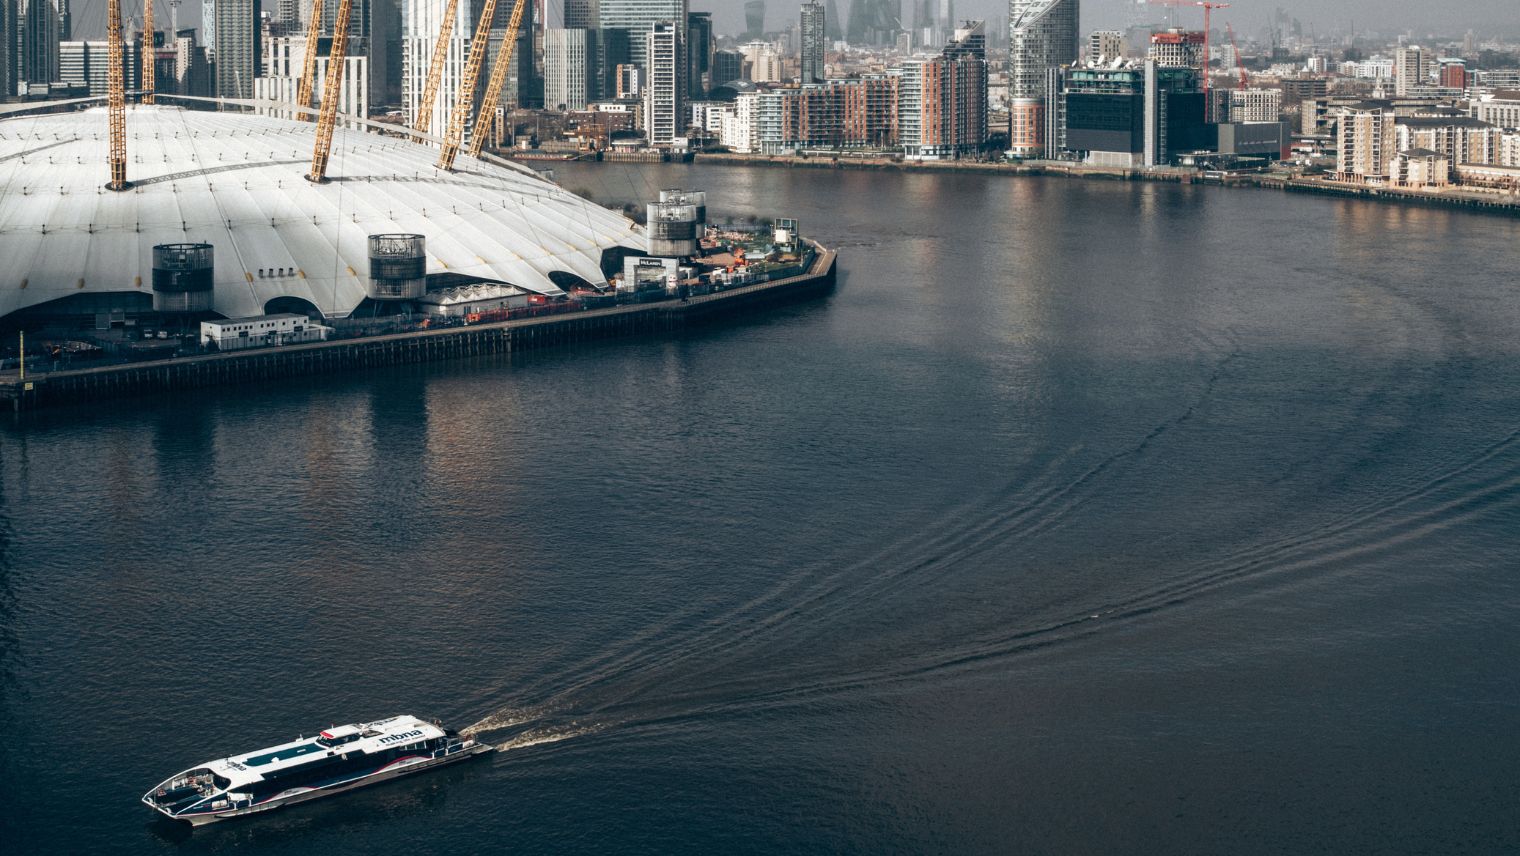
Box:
[308,0,354,182]
[466,0,527,160]
[141,0,155,104]
[295,0,326,121]
[107,0,129,189]
[414,0,461,135]
[436,0,501,172]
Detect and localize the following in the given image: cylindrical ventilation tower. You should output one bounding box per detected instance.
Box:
[151,243,215,313]
[367,234,427,300]
[659,189,707,234]
[646,202,699,258]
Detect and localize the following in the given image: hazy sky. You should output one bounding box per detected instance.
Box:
[67,0,1517,43]
[695,0,1519,39]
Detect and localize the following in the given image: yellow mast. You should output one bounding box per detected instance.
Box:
[295,0,326,121]
[107,0,129,189]
[466,0,527,160]
[414,0,461,135]
[141,0,155,104]
[435,0,500,171]
[307,0,354,182]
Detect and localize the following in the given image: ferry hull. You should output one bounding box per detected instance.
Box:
[159,743,492,826]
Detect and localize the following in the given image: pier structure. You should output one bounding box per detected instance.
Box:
[1,246,837,414]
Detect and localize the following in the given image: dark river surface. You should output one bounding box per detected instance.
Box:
[3,164,1520,854]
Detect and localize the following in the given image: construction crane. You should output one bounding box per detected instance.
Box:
[414,0,461,135]
[295,0,325,121]
[308,0,354,182]
[1147,1,1231,120]
[466,0,528,160]
[106,0,128,189]
[1227,22,1248,90]
[141,0,154,104]
[436,0,501,172]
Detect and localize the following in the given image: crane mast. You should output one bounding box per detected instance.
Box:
[466,0,527,160]
[308,0,354,182]
[141,0,155,104]
[107,0,129,189]
[296,0,326,121]
[1145,0,1231,121]
[436,0,501,171]
[414,0,462,135]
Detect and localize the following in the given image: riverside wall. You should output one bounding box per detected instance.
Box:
[0,246,837,414]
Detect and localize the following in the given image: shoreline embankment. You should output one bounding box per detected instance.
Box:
[0,245,838,414]
[654,153,1519,218]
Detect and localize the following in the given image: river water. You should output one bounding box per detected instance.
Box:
[3,165,1519,854]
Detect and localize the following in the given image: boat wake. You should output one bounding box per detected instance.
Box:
[461,706,610,755]
[491,723,607,753]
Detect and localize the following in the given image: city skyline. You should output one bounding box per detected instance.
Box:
[53,0,1520,43]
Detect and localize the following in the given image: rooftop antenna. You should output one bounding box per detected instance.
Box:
[107,0,130,189]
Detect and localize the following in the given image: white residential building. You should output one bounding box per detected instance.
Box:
[545,28,597,111]
[642,21,682,145]
[256,38,369,125]
[402,0,474,138]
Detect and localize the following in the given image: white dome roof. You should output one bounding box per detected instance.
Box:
[0,105,643,320]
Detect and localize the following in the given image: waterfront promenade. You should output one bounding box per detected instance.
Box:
[0,244,836,413]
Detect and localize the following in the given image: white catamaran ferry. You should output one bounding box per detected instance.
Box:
[142,714,492,825]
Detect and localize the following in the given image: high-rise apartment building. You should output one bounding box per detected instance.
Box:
[899,31,988,159]
[545,27,597,110]
[599,0,685,77]
[402,0,470,137]
[203,0,216,55]
[257,36,369,122]
[1088,29,1122,64]
[0,0,16,99]
[1225,88,1281,123]
[642,19,681,145]
[1008,0,1078,158]
[214,0,262,98]
[686,10,710,98]
[564,0,598,29]
[1148,30,1203,70]
[800,1,825,84]
[847,0,898,46]
[1336,102,1396,181]
[744,0,765,39]
[711,47,741,86]
[59,39,141,95]
[21,0,61,85]
[1394,46,1431,97]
